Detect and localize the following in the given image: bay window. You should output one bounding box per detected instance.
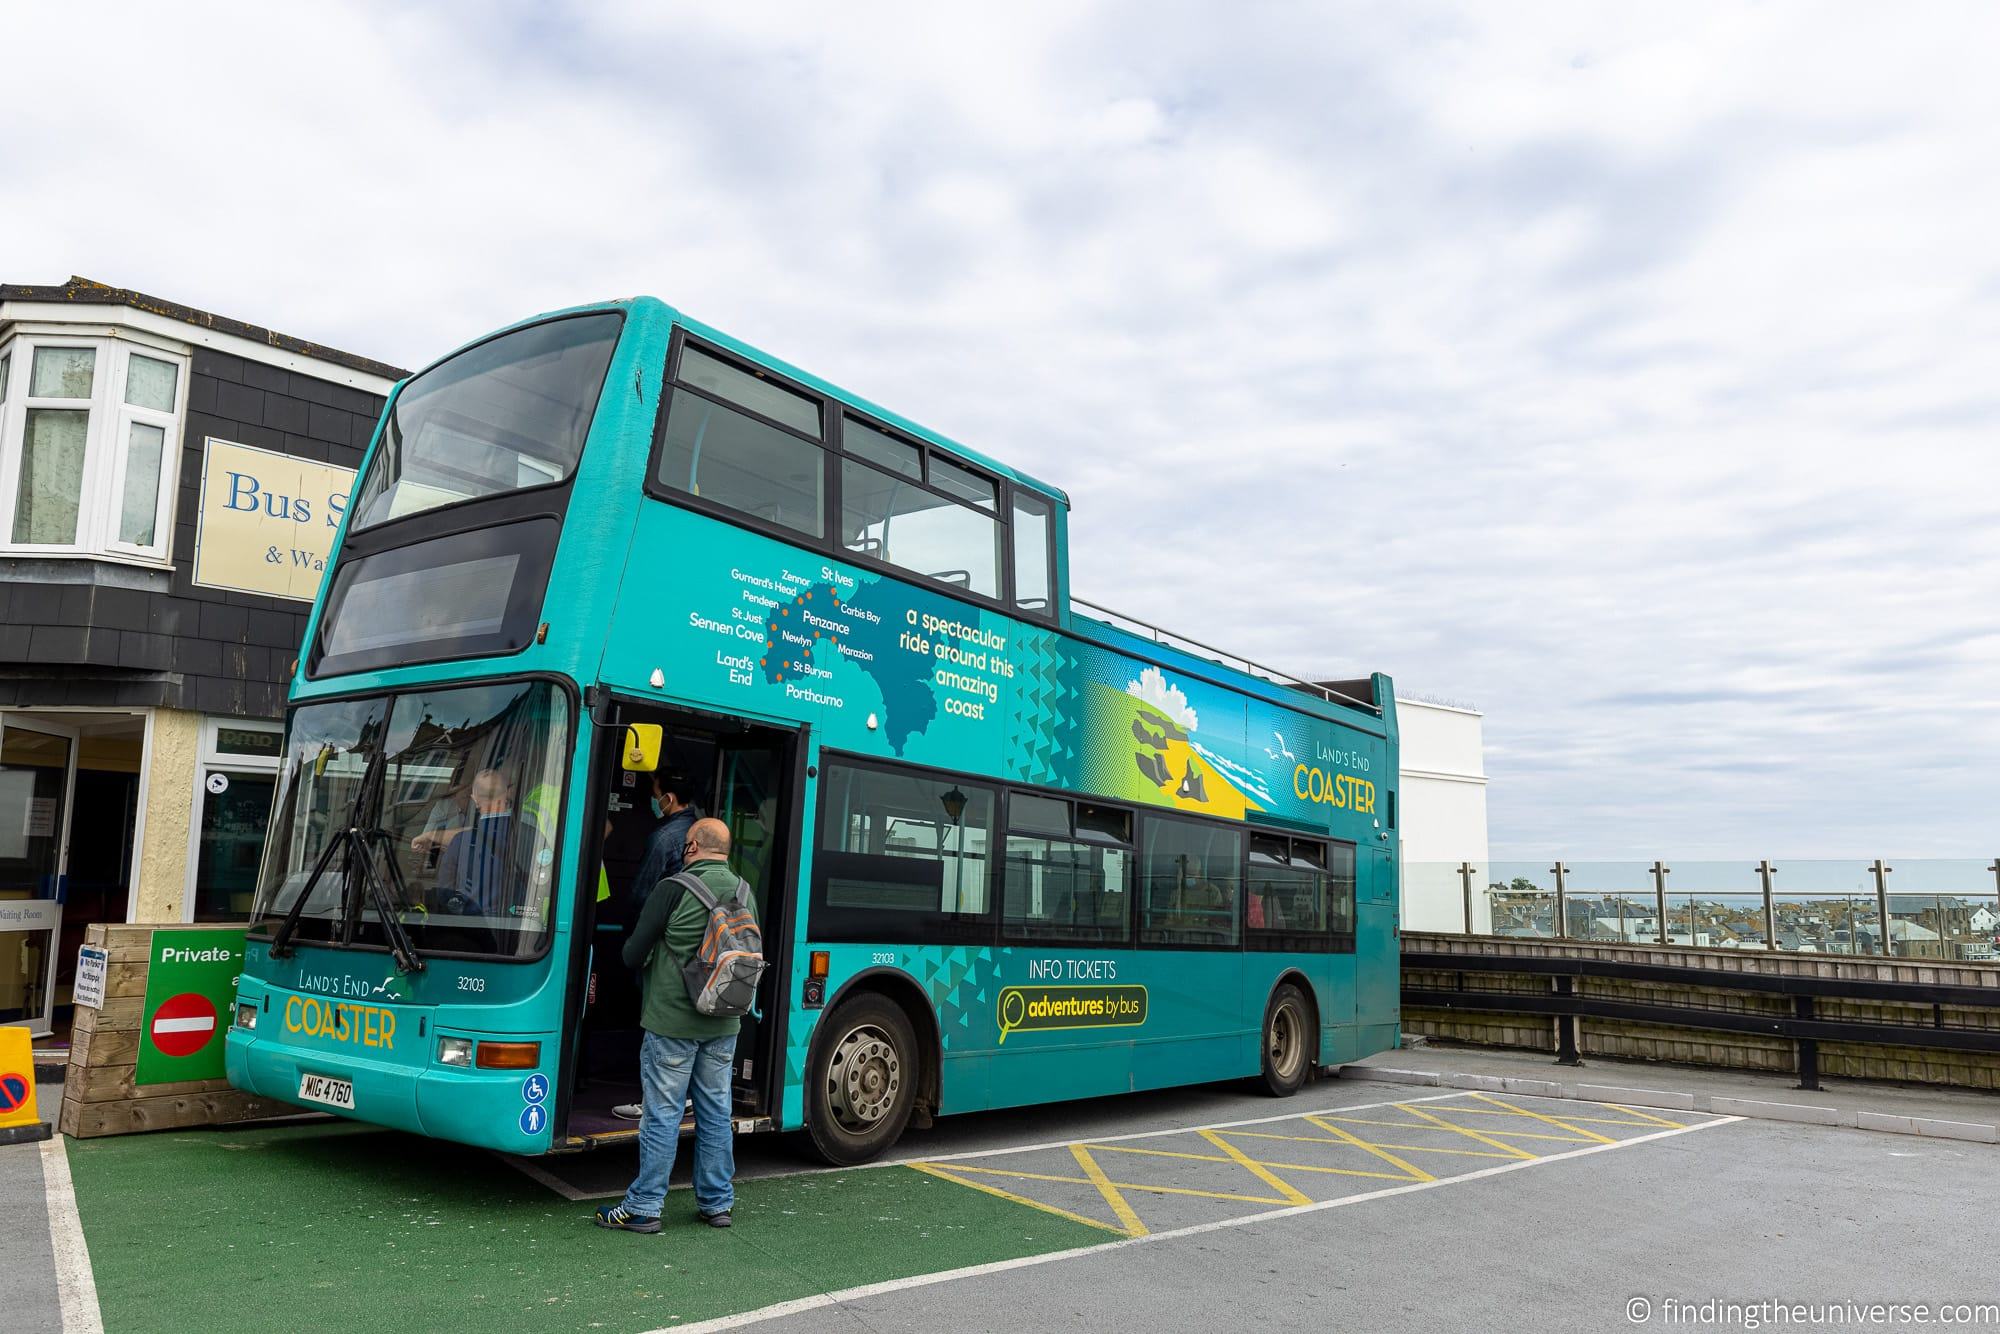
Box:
[0,335,187,560]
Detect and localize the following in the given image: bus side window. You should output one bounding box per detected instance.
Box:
[1011,491,1053,615]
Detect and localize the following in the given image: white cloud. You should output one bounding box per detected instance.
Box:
[7,1,1998,858]
[1127,667,1199,735]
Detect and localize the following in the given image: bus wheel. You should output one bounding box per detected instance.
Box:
[806,994,919,1165]
[1258,983,1312,1097]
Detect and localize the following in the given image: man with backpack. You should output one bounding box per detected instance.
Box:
[596,817,764,1234]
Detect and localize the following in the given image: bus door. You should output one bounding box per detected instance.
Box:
[711,729,798,1114]
[1353,844,1398,1044]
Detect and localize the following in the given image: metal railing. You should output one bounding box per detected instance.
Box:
[1401,935,2000,1090]
[1069,596,1378,712]
[1405,858,2000,962]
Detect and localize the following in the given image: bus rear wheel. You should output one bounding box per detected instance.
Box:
[806,993,919,1165]
[1258,983,1313,1097]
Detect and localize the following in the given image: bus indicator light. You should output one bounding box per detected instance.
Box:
[475,1041,541,1069]
[809,951,829,978]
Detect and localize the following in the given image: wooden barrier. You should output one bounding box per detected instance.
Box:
[60,923,298,1138]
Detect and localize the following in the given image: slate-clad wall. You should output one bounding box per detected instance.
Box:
[0,348,389,719]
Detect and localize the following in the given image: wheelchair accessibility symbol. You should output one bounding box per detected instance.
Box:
[519,1102,547,1136]
[521,1073,549,1104]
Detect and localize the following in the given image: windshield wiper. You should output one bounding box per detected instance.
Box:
[350,825,427,975]
[270,744,427,975]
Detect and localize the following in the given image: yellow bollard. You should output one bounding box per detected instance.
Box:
[0,1026,50,1144]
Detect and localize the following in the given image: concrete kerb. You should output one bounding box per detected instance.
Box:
[1336,1065,2000,1144]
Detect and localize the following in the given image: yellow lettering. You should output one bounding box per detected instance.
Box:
[280,996,397,1049]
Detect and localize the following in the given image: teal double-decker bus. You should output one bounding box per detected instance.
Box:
[226,299,1400,1164]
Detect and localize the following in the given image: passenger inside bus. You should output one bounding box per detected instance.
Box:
[434,768,539,916]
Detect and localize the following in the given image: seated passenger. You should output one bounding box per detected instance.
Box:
[435,768,536,915]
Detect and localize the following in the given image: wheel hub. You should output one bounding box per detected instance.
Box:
[828,1024,901,1131]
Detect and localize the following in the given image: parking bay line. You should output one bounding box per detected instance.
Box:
[658,1113,1744,1334]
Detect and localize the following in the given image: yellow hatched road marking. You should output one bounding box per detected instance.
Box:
[1095,1142,1412,1182]
[1304,1114,1435,1182]
[1071,1144,1149,1237]
[939,1161,1289,1206]
[1199,1129,1312,1206]
[1325,1114,1586,1143]
[1441,1105,1669,1130]
[1393,1103,1538,1159]
[1603,1103,1687,1129]
[1465,1092,1616,1145]
[1090,1143,1236,1165]
[907,1163,1131,1236]
[1223,1129,1509,1159]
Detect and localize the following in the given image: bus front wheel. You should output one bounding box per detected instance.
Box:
[806,993,920,1165]
[1258,982,1313,1097]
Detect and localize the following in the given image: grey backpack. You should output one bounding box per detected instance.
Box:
[662,871,766,1018]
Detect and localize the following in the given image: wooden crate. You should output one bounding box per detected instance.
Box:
[60,922,306,1139]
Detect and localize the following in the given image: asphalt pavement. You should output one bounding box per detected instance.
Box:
[21,1051,2000,1333]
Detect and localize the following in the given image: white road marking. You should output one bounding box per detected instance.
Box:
[652,1113,1743,1334]
[40,1136,104,1334]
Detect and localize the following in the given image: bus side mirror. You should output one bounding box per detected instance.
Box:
[623,724,663,772]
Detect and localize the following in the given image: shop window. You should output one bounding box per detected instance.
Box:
[0,335,186,560]
[191,718,283,923]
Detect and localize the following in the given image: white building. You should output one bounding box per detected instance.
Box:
[1394,698,1490,933]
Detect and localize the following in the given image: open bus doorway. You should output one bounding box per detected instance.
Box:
[560,701,799,1148]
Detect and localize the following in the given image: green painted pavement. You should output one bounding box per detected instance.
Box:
[67,1123,1106,1333]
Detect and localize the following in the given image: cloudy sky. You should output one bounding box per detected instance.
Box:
[8,3,1996,859]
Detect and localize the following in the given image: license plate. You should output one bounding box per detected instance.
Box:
[298,1073,355,1109]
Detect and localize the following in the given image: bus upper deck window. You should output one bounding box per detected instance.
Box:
[1012,492,1052,613]
[351,313,622,530]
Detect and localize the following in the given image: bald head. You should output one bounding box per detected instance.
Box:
[686,817,731,863]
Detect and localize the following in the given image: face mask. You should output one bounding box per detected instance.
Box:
[649,797,665,820]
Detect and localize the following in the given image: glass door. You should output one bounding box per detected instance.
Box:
[0,716,80,1035]
[712,731,793,1108]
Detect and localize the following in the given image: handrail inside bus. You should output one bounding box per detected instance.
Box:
[1068,597,1379,714]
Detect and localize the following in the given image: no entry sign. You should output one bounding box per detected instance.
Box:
[136,928,246,1086]
[150,992,219,1058]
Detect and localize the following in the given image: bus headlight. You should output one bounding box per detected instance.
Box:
[235,1003,257,1031]
[438,1037,474,1067]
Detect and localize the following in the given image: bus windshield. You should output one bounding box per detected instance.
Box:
[251,679,571,959]
[349,312,622,529]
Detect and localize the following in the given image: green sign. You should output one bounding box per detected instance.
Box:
[136,928,247,1085]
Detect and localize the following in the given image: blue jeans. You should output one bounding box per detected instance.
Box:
[619,1030,737,1218]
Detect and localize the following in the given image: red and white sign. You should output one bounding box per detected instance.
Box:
[150,992,219,1059]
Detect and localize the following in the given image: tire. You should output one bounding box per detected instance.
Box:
[805,992,921,1165]
[1258,982,1314,1097]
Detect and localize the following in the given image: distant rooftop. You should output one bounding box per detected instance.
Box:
[0,275,408,381]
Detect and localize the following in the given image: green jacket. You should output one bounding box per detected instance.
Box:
[623,858,756,1040]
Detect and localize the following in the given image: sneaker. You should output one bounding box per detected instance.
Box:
[611,1103,641,1120]
[594,1205,661,1234]
[698,1210,733,1228]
